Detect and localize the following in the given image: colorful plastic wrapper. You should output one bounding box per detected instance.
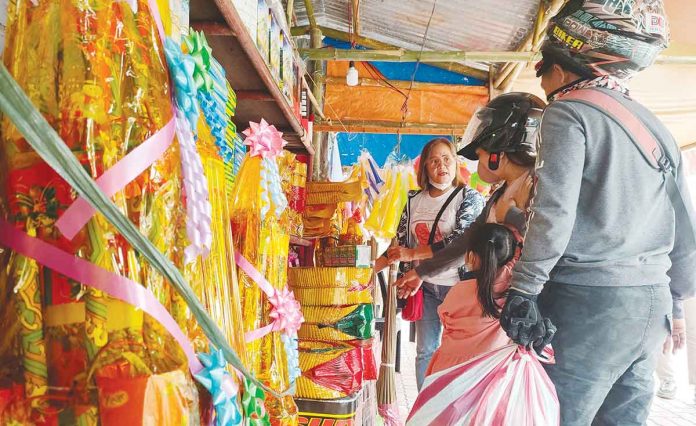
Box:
[364,164,417,239]
[277,151,306,238]
[0,0,201,422]
[299,304,374,341]
[192,121,247,366]
[229,154,298,425]
[94,353,200,426]
[407,344,559,426]
[378,403,403,426]
[296,340,363,400]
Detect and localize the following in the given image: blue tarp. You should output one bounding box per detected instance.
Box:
[323,38,484,86]
[337,133,452,167]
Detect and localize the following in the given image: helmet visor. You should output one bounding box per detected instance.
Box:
[459,107,496,159]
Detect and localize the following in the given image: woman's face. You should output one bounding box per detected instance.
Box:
[426,143,457,186]
[476,148,504,184]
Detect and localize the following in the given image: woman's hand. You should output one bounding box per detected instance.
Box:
[393,269,423,299]
[387,246,415,263]
[663,318,687,354]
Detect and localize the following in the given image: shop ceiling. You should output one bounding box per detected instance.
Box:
[290,0,696,148]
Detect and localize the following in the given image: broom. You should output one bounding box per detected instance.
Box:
[370,236,382,309]
[376,238,403,425]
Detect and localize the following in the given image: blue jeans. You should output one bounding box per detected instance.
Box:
[539,283,671,426]
[415,282,452,390]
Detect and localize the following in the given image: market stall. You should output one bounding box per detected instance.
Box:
[1,1,695,426]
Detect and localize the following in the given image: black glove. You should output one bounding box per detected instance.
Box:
[533,317,557,354]
[500,289,554,349]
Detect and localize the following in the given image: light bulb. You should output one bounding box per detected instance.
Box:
[346,61,359,87]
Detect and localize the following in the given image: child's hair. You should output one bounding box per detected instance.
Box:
[466,222,519,319]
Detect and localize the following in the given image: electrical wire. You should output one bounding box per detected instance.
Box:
[400,0,439,126]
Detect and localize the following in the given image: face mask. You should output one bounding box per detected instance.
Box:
[429,179,453,191]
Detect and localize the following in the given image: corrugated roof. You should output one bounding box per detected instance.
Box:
[294,0,541,71]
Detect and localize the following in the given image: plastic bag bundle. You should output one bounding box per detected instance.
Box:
[296,340,364,400]
[364,164,417,239]
[229,153,298,424]
[407,344,559,426]
[1,1,194,423]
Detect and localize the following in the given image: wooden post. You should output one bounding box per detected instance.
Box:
[352,0,361,37]
[286,0,295,25]
[309,24,326,180]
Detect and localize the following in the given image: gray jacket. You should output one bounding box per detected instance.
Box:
[511,88,696,318]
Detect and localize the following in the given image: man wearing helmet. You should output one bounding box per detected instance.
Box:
[498,1,696,424]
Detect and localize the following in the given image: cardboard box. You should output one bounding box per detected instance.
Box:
[281,31,294,101]
[234,0,257,43]
[256,0,271,63]
[323,245,371,268]
[270,13,281,83]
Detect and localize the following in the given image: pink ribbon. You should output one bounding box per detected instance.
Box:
[147,0,166,44]
[242,119,287,159]
[56,118,176,240]
[234,252,304,342]
[0,219,204,374]
[56,0,173,240]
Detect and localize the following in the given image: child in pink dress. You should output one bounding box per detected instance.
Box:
[426,222,523,375]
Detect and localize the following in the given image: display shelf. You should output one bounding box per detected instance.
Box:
[190,0,313,154]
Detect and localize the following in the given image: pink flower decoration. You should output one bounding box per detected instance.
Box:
[242,119,287,159]
[268,287,304,336]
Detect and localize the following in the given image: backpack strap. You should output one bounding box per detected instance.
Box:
[428,186,464,245]
[560,88,671,172]
[559,88,696,245]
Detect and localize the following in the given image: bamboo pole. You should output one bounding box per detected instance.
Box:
[291,25,489,81]
[303,0,317,29]
[370,237,382,313]
[493,0,568,90]
[300,48,542,62]
[314,120,468,135]
[501,62,525,93]
[352,0,361,37]
[301,75,326,120]
[299,47,696,65]
[287,0,295,25]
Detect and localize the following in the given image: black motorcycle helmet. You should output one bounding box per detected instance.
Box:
[458,93,546,161]
[535,0,669,80]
